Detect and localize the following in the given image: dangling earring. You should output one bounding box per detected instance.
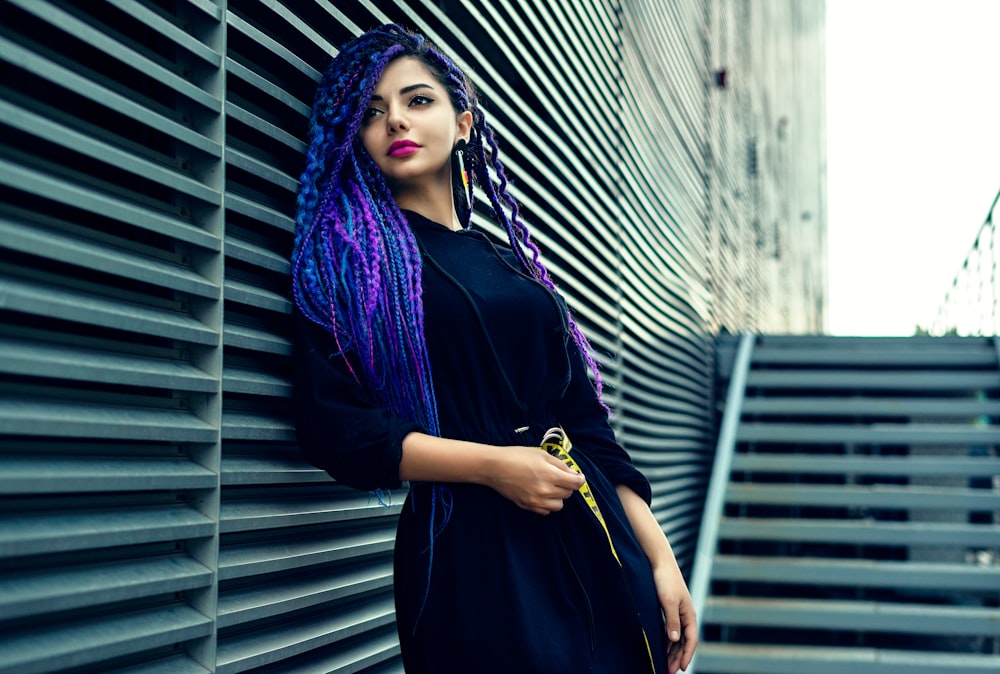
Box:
[454,139,473,211]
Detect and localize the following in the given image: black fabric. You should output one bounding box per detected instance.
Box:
[293,210,665,673]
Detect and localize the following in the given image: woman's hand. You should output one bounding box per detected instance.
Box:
[399,433,583,514]
[484,445,585,515]
[653,561,698,674]
[616,485,698,673]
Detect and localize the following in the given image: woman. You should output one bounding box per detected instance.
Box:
[292,23,697,674]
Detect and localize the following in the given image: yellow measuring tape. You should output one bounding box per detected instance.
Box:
[539,427,656,673]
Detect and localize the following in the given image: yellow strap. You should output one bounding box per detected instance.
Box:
[540,429,620,564]
[539,428,656,673]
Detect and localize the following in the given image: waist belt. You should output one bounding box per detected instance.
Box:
[539,427,656,673]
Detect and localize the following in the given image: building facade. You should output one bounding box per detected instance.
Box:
[0,0,825,671]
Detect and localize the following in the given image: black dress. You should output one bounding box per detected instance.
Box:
[294,210,667,673]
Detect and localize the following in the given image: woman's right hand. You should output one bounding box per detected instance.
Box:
[484,446,586,515]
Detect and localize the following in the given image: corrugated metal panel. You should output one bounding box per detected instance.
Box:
[618,0,714,563]
[1,0,825,670]
[0,0,224,672]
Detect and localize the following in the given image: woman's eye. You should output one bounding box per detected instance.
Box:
[409,94,433,106]
[364,107,382,119]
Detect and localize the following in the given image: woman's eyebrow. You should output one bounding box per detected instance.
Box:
[370,83,434,101]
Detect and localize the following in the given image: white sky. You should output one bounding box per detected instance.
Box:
[825,0,1000,336]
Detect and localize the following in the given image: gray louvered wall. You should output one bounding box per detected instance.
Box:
[0,0,825,671]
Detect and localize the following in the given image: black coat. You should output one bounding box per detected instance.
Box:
[294,210,667,673]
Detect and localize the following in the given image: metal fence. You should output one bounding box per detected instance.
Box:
[932,189,1000,336]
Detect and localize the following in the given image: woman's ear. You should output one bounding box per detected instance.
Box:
[456,110,473,143]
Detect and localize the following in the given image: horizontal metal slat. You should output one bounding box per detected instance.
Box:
[0,555,212,619]
[221,454,327,485]
[223,278,290,313]
[218,524,397,581]
[215,594,395,674]
[0,276,218,344]
[740,396,1000,417]
[225,192,295,232]
[618,433,704,453]
[746,370,1000,391]
[0,604,213,674]
[737,422,1000,445]
[0,36,221,157]
[223,322,291,355]
[704,596,1000,635]
[0,398,216,442]
[220,494,403,533]
[726,483,998,510]
[272,630,401,674]
[218,558,393,628]
[222,366,290,396]
[712,554,1000,590]
[718,517,1000,547]
[225,236,291,273]
[0,157,221,251]
[226,102,305,152]
[0,335,216,392]
[0,505,215,557]
[754,335,987,350]
[0,456,216,493]
[105,654,212,674]
[731,454,1000,477]
[226,147,298,192]
[751,344,997,367]
[694,643,1000,674]
[221,411,294,441]
[183,0,223,21]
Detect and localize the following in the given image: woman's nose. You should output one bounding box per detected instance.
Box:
[386,106,408,132]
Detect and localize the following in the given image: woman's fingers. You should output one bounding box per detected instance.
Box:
[653,565,698,673]
[489,446,586,514]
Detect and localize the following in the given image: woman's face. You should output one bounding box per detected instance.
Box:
[360,57,471,192]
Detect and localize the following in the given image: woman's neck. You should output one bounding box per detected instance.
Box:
[392,181,461,231]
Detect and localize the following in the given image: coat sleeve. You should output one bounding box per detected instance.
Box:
[553,335,653,505]
[292,313,424,491]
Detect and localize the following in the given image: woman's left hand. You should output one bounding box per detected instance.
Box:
[616,485,698,673]
[652,561,698,674]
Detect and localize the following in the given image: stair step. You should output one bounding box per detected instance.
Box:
[703,596,1000,635]
[737,422,1000,444]
[712,555,1000,590]
[754,335,991,350]
[741,396,1000,417]
[718,517,1000,547]
[746,370,1000,390]
[731,454,999,477]
[753,344,997,367]
[693,643,1000,673]
[726,483,998,510]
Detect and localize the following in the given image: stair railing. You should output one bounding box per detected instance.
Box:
[687,332,755,673]
[931,187,1000,335]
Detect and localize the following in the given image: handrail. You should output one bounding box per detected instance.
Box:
[686,332,755,673]
[931,187,1000,335]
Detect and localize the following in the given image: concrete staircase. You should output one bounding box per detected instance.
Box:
[692,335,1000,673]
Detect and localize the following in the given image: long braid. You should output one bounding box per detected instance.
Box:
[468,112,607,399]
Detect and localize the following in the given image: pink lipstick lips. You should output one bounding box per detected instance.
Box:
[387,140,420,157]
